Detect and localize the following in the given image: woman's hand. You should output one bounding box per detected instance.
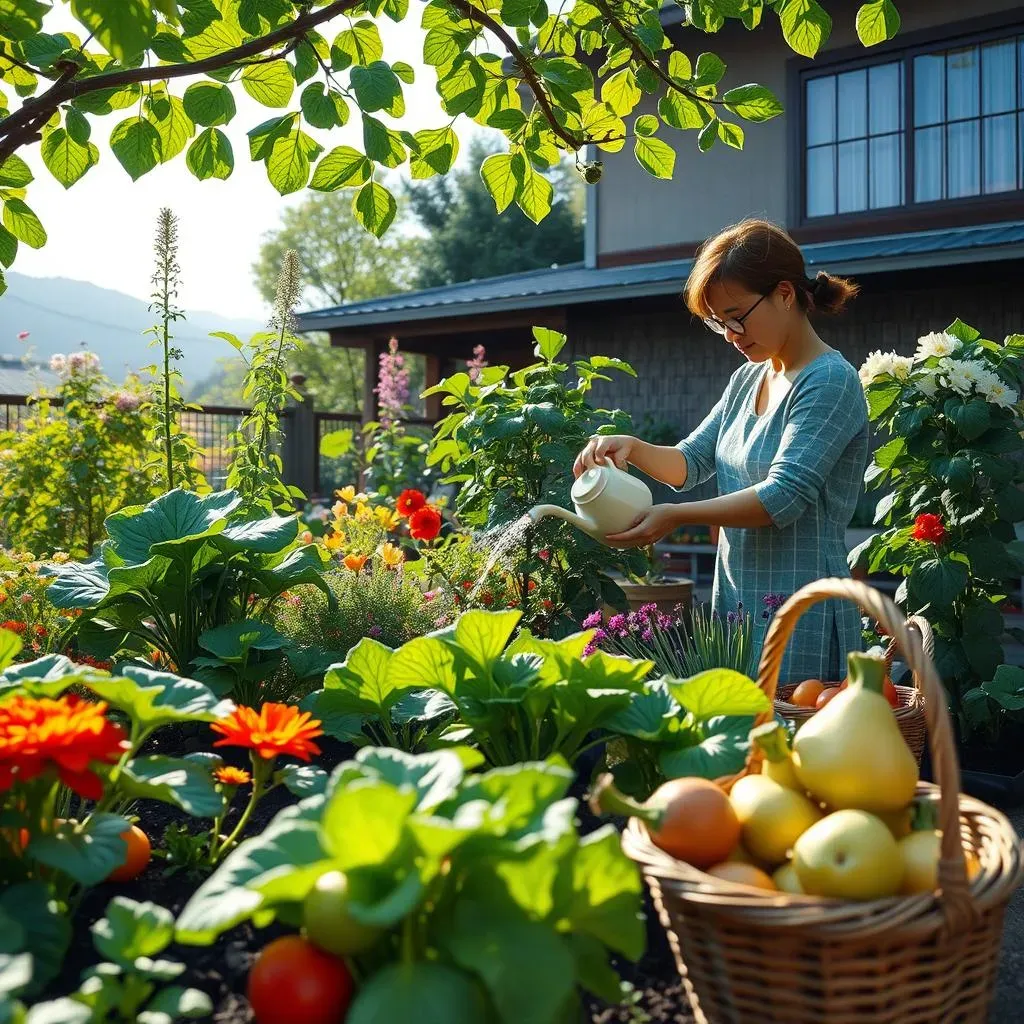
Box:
[604,504,682,547]
[573,435,636,478]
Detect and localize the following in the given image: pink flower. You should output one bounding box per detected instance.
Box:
[17,331,29,340]
[50,354,66,373]
[112,390,140,412]
[581,611,603,629]
[583,628,608,657]
[607,613,627,634]
[374,337,410,426]
[466,344,488,383]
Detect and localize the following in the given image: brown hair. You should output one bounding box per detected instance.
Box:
[684,218,859,319]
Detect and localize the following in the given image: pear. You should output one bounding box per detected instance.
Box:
[792,651,918,813]
[729,774,822,866]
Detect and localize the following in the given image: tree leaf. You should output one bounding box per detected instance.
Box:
[69,0,156,61]
[0,0,49,40]
[182,82,236,127]
[410,126,459,179]
[331,20,383,69]
[351,61,404,116]
[693,52,726,86]
[241,60,295,108]
[717,120,745,149]
[28,814,130,887]
[91,898,174,966]
[186,127,233,180]
[362,115,406,168]
[310,146,372,190]
[723,83,784,122]
[907,557,969,610]
[634,135,676,179]
[658,91,708,130]
[856,0,901,46]
[300,82,341,129]
[0,155,32,187]
[666,669,769,721]
[2,197,45,248]
[516,162,553,224]
[247,114,296,161]
[601,68,641,117]
[778,0,832,57]
[946,399,991,441]
[148,93,195,163]
[41,128,98,188]
[353,180,398,237]
[480,152,519,213]
[634,114,659,137]
[110,115,162,181]
[118,755,226,817]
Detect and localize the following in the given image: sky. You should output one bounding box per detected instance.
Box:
[12,7,471,320]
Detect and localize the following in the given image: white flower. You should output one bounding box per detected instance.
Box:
[914,372,939,398]
[915,331,961,362]
[938,358,974,396]
[49,354,66,373]
[859,350,896,386]
[82,351,100,370]
[971,367,1002,395]
[978,377,1018,408]
[890,356,914,381]
[67,352,86,372]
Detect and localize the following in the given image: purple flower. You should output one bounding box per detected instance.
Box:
[639,602,659,619]
[656,613,675,630]
[727,611,738,626]
[466,343,488,384]
[581,610,603,630]
[607,613,627,633]
[374,337,410,426]
[583,627,608,657]
[641,627,654,642]
[112,390,141,412]
[368,625,383,638]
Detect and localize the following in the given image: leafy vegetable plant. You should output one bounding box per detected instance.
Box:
[176,747,645,1023]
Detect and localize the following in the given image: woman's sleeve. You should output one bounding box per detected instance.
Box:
[753,364,867,528]
[674,392,727,492]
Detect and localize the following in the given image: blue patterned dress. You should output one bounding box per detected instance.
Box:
[676,350,869,683]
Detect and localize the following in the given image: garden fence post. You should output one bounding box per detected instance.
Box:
[283,374,317,502]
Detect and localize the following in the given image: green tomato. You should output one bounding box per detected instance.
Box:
[303,870,382,956]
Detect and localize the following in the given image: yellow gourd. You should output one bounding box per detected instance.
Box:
[728,774,822,866]
[898,798,981,894]
[750,720,801,791]
[773,861,804,894]
[792,651,918,813]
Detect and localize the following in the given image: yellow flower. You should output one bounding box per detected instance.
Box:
[335,486,356,503]
[331,500,349,520]
[355,503,373,523]
[355,492,369,504]
[324,532,346,552]
[374,506,401,531]
[379,543,404,569]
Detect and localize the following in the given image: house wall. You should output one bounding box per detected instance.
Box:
[565,261,1024,502]
[593,0,1024,262]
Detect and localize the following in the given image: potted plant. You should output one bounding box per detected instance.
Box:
[614,544,694,617]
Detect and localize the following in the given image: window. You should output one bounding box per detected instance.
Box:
[803,27,1024,220]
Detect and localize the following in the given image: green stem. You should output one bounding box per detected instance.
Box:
[588,772,661,827]
[214,755,272,861]
[401,913,416,966]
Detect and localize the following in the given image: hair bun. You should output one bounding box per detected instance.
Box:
[812,271,830,297]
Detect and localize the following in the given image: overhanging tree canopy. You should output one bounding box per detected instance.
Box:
[0,0,901,293]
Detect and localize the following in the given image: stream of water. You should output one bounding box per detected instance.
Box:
[467,513,533,603]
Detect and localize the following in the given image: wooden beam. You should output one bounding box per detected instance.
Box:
[361,339,383,425]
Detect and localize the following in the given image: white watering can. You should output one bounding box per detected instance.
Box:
[528,462,653,542]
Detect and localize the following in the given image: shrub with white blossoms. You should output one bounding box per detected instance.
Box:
[852,319,1024,743]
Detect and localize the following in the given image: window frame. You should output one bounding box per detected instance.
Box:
[790,12,1024,241]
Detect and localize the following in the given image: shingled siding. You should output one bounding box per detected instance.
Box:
[565,267,1024,504]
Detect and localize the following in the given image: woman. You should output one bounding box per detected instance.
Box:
[574,219,869,683]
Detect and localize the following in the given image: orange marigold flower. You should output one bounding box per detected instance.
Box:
[408,505,442,542]
[1,621,26,635]
[396,489,426,517]
[344,552,367,572]
[324,532,345,552]
[379,543,404,569]
[33,625,47,638]
[213,765,252,786]
[211,703,323,762]
[0,694,128,799]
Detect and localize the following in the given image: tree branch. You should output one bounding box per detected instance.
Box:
[0,0,362,164]
[591,0,725,108]
[446,0,585,151]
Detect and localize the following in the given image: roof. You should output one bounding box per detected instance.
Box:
[296,220,1024,332]
[0,357,57,395]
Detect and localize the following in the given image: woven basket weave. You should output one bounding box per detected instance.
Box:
[622,578,1023,1024]
[774,614,932,764]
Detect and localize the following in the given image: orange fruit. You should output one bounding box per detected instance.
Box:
[790,680,825,707]
[107,825,151,882]
[648,777,740,869]
[707,862,778,891]
[815,686,841,710]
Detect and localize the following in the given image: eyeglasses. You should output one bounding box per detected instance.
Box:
[703,293,769,336]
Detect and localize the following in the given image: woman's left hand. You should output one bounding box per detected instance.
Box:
[604,504,682,547]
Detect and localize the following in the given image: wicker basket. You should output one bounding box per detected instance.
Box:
[622,578,1023,1024]
[774,614,932,764]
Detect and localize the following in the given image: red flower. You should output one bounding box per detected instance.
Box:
[33,625,47,638]
[0,694,129,799]
[481,592,493,606]
[408,505,442,541]
[211,703,323,762]
[912,513,946,544]
[1,621,26,635]
[396,489,426,517]
[542,599,553,610]
[527,580,537,591]
[538,549,550,562]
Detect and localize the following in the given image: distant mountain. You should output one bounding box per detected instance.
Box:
[0,272,264,393]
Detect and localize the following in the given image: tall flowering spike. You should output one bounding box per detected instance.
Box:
[271,249,302,335]
[375,336,410,426]
[466,344,488,383]
[152,207,181,295]
[0,694,129,800]
[211,703,323,762]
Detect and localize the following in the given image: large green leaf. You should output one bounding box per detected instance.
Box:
[331,20,384,69]
[452,610,519,672]
[907,557,969,610]
[317,637,402,716]
[0,0,49,40]
[28,814,130,887]
[480,152,518,213]
[320,781,417,869]
[250,545,332,602]
[658,716,754,780]
[310,146,372,190]
[176,810,324,944]
[91,898,174,966]
[411,126,459,179]
[110,116,162,181]
[778,0,832,57]
[214,515,297,554]
[266,128,318,195]
[723,84,784,122]
[41,128,98,188]
[182,82,236,127]
[105,489,240,565]
[347,748,467,811]
[946,399,991,441]
[963,535,1016,580]
[387,636,459,694]
[354,180,397,237]
[2,198,45,248]
[606,681,677,741]
[362,115,406,168]
[0,883,70,994]
[300,83,347,130]
[186,127,234,180]
[347,962,488,1024]
[856,0,900,46]
[666,669,770,721]
[241,60,294,107]
[118,756,226,818]
[0,629,22,673]
[351,61,404,115]
[198,620,287,661]
[70,0,156,60]
[148,92,195,162]
[634,136,675,179]
[515,161,552,224]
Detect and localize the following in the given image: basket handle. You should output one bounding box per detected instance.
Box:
[751,578,976,933]
[883,614,934,694]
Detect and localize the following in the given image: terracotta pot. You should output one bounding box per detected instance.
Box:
[607,579,694,618]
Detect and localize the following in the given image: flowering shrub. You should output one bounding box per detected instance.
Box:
[0,550,79,661]
[853,319,1024,738]
[0,354,157,557]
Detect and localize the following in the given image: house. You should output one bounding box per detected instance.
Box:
[296,0,1024,495]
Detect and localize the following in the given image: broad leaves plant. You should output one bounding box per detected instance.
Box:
[0,1,900,291]
[176,746,645,1022]
[852,320,1024,740]
[425,327,649,633]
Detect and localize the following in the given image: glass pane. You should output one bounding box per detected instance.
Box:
[869,63,902,134]
[915,126,944,201]
[837,69,867,140]
[982,39,1016,114]
[983,114,1017,193]
[807,76,836,145]
[807,146,836,216]
[947,120,980,197]
[914,53,945,126]
[837,140,867,212]
[870,134,903,208]
[947,46,980,121]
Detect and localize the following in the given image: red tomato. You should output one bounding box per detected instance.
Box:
[247,936,353,1024]
[883,676,900,709]
[815,686,841,710]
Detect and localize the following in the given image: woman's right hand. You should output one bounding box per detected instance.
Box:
[573,435,636,478]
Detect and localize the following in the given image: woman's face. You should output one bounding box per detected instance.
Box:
[704,279,800,363]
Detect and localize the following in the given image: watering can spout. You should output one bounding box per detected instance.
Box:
[528,504,598,537]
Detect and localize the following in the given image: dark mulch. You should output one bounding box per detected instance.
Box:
[45,733,695,1024]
